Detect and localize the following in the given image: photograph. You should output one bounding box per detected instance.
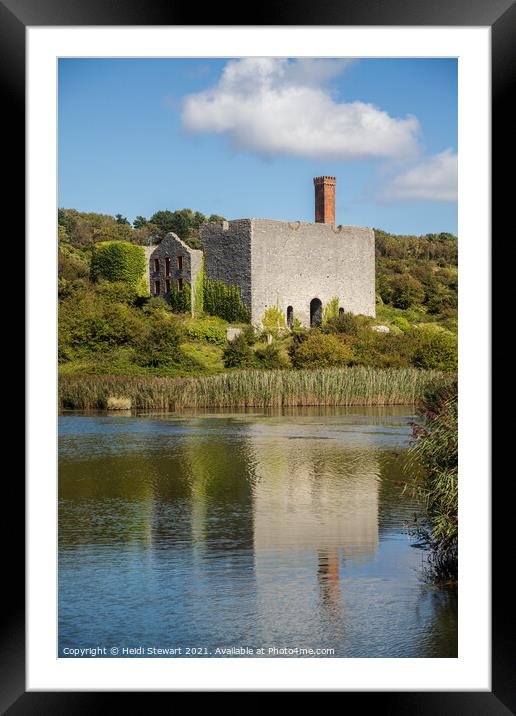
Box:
[57,56,459,660]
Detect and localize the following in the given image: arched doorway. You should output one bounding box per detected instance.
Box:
[287,305,294,329]
[339,307,345,315]
[310,298,322,327]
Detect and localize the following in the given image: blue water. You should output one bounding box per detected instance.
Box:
[58,407,457,658]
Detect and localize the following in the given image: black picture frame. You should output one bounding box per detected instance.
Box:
[8,0,510,708]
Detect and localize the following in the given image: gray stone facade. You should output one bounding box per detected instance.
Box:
[200,219,375,327]
[146,233,203,313]
[198,220,252,309]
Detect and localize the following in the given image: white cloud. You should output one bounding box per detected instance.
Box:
[382,149,458,202]
[181,58,420,161]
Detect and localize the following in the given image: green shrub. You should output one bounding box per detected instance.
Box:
[90,241,145,286]
[391,316,411,332]
[322,312,371,336]
[390,274,426,309]
[95,280,140,306]
[203,279,250,323]
[142,296,171,316]
[425,283,458,314]
[255,343,290,369]
[411,329,457,371]
[289,330,356,368]
[186,317,227,346]
[322,297,340,326]
[59,291,146,357]
[261,306,287,337]
[135,317,183,367]
[241,324,257,345]
[222,334,256,368]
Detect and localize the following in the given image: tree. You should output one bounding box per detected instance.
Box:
[390,274,425,309]
[133,215,148,229]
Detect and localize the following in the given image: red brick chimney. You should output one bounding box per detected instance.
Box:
[313,176,336,224]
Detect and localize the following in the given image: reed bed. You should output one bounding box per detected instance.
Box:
[59,367,454,411]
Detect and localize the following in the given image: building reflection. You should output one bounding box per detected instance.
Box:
[244,421,380,637]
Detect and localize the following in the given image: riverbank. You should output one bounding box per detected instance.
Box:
[59,366,454,410]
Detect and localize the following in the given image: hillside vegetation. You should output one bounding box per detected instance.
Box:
[58,208,458,379]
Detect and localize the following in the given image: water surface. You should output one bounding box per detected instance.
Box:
[58,407,457,658]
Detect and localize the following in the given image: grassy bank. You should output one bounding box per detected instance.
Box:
[59,367,454,410]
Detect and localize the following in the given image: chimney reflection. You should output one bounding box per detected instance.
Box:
[317,549,342,615]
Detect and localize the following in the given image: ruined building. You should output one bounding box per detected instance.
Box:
[146,177,375,327]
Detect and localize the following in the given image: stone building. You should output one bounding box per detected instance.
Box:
[145,233,204,313]
[147,177,375,327]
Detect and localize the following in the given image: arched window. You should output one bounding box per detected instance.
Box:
[310,298,322,327]
[339,307,345,315]
[287,305,294,329]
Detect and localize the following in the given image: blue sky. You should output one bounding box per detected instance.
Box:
[58,57,457,235]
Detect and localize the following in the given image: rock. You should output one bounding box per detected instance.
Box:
[371,325,390,333]
[227,327,243,341]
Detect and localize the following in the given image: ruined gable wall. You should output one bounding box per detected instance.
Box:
[149,233,203,311]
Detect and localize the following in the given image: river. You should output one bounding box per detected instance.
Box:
[58,407,457,658]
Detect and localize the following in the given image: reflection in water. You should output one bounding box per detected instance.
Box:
[317,550,342,617]
[58,408,457,657]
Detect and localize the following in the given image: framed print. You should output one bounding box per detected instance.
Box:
[6,0,511,707]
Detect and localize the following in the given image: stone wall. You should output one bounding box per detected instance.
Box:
[148,233,203,313]
[198,218,375,327]
[250,220,376,326]
[199,220,252,309]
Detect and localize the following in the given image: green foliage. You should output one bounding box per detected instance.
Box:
[374,229,458,264]
[322,311,371,336]
[169,280,192,314]
[289,330,355,368]
[241,324,257,345]
[142,296,171,316]
[391,316,411,332]
[411,329,458,371]
[135,316,183,367]
[94,280,141,306]
[59,291,145,359]
[90,241,145,286]
[374,229,457,329]
[193,258,205,316]
[390,274,426,309]
[185,317,227,346]
[148,208,226,249]
[222,334,256,368]
[261,306,287,337]
[407,380,458,580]
[321,297,340,326]
[203,279,250,323]
[425,282,458,314]
[255,343,290,369]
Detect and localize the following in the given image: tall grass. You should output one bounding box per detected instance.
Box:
[406,379,458,581]
[59,367,454,411]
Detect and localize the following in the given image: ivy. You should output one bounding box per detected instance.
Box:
[193,257,205,316]
[322,296,340,326]
[90,241,145,286]
[203,278,250,323]
[169,280,192,313]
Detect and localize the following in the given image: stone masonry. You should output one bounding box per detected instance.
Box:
[200,218,375,327]
[147,233,203,312]
[145,178,376,326]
